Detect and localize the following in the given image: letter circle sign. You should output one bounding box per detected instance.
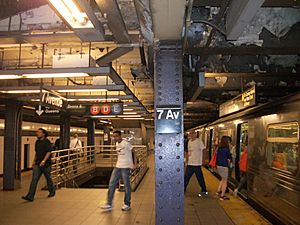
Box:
[156,106,182,134]
[90,105,101,115]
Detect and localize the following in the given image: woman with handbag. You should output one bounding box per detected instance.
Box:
[215,136,232,200]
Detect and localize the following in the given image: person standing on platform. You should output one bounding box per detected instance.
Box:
[22,128,55,202]
[216,136,232,200]
[101,130,137,211]
[184,130,208,197]
[70,134,82,173]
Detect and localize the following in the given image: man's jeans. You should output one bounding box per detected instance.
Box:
[26,165,55,200]
[107,168,131,206]
[184,165,207,193]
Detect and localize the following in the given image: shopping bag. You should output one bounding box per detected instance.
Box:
[209,148,218,168]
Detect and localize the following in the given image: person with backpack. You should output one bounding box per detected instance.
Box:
[22,128,55,202]
[101,130,137,211]
[216,136,232,200]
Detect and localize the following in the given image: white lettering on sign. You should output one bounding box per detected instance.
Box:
[157,109,164,119]
[42,92,63,108]
[157,108,181,120]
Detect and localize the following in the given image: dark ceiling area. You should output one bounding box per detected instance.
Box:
[182,0,300,129]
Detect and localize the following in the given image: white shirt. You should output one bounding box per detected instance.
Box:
[70,138,82,151]
[115,139,133,168]
[187,138,206,166]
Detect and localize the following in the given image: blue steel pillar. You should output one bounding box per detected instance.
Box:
[3,100,23,190]
[154,43,184,224]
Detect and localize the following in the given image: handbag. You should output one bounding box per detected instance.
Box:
[209,148,218,168]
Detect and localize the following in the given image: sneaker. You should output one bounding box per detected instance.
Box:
[233,189,238,197]
[219,196,230,201]
[48,192,56,198]
[22,196,33,202]
[198,192,208,197]
[100,204,113,210]
[121,204,131,211]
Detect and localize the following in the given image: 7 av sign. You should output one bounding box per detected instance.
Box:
[156,106,182,134]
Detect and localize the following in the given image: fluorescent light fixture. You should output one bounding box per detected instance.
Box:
[48,0,94,28]
[23,73,89,79]
[1,90,42,94]
[0,75,20,80]
[123,112,137,115]
[118,115,142,118]
[99,120,112,124]
[91,115,116,118]
[57,89,107,93]
[123,108,134,111]
[218,124,225,128]
[125,118,145,120]
[67,98,119,102]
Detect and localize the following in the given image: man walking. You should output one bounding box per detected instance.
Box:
[22,128,55,202]
[101,130,136,211]
[184,130,208,197]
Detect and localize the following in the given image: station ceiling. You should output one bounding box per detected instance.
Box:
[0,0,299,129]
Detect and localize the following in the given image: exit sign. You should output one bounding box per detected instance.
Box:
[156,106,182,134]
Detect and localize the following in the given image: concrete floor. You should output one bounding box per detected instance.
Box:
[0,155,270,225]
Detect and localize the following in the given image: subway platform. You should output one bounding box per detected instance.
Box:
[0,155,269,225]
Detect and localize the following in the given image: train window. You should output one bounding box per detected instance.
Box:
[267,122,299,174]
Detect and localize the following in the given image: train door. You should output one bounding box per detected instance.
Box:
[236,123,248,184]
[23,144,30,171]
[208,129,214,161]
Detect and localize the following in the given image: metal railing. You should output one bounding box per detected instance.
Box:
[51,145,148,189]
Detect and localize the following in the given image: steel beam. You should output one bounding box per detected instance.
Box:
[96,47,133,66]
[0,67,111,75]
[3,100,22,190]
[154,43,184,225]
[186,46,300,55]
[193,0,300,7]
[226,0,265,40]
[75,0,105,41]
[95,0,131,43]
[0,85,125,92]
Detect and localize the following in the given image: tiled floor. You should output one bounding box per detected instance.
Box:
[0,155,269,225]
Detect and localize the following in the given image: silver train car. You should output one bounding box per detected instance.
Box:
[195,92,300,225]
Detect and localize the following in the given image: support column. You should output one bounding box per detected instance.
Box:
[87,119,95,146]
[154,43,184,224]
[3,100,23,190]
[59,113,70,149]
[103,125,111,145]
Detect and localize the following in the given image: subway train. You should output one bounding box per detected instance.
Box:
[194,92,300,225]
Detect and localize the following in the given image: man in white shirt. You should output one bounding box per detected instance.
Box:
[101,130,136,211]
[70,134,82,150]
[184,130,208,197]
[70,134,82,173]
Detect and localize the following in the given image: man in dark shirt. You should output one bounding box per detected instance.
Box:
[22,128,55,202]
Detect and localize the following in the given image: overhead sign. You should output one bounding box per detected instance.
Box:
[35,106,60,116]
[156,106,182,134]
[219,86,256,117]
[87,102,123,116]
[41,92,64,108]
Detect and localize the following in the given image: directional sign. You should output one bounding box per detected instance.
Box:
[86,102,123,116]
[156,106,182,134]
[42,92,64,108]
[35,106,60,116]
